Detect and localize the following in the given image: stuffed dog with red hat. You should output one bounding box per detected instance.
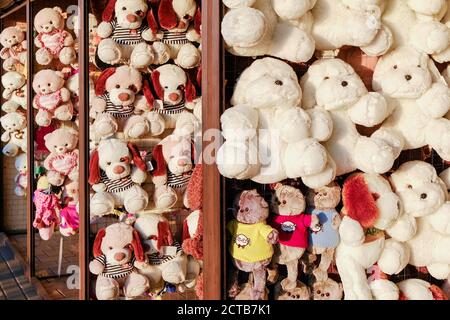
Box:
[96,0,169,68]
[89,222,150,300]
[90,65,166,139]
[145,64,198,129]
[147,0,201,69]
[89,139,149,216]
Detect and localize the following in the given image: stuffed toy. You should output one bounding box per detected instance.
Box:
[269,184,320,291]
[32,69,74,127]
[386,161,450,280]
[43,128,79,187]
[89,139,149,216]
[217,57,335,188]
[33,176,61,241]
[33,7,77,66]
[151,132,195,210]
[65,71,80,114]
[91,65,165,138]
[221,0,315,63]
[134,216,200,291]
[228,190,279,300]
[306,183,341,282]
[145,64,198,129]
[372,46,450,162]
[274,281,310,300]
[89,222,150,300]
[14,153,27,197]
[381,0,450,61]
[89,126,102,153]
[96,0,167,68]
[0,26,27,71]
[234,276,269,300]
[311,0,393,57]
[369,278,448,300]
[440,167,450,190]
[0,112,27,157]
[301,58,403,176]
[1,71,27,111]
[313,278,343,300]
[59,180,79,237]
[73,13,99,65]
[335,173,409,300]
[147,0,202,69]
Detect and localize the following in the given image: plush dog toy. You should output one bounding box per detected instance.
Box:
[96,0,166,68]
[0,26,27,71]
[386,161,450,280]
[43,127,79,186]
[228,190,279,300]
[145,64,198,129]
[301,58,403,176]
[14,153,27,197]
[218,57,335,188]
[1,71,27,111]
[151,131,195,210]
[147,0,201,69]
[34,7,77,65]
[335,173,409,300]
[269,184,320,291]
[32,69,74,127]
[372,46,450,162]
[89,139,149,216]
[221,0,315,63]
[90,65,165,139]
[306,183,341,283]
[311,0,393,57]
[89,222,150,300]
[0,112,27,157]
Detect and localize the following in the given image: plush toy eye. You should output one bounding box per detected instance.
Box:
[183,14,191,20]
[164,86,169,89]
[417,65,421,68]
[47,83,51,87]
[407,184,412,189]
[65,143,69,147]
[326,293,330,297]
[177,85,185,91]
[317,290,321,294]
[109,246,113,250]
[275,80,283,86]
[115,84,120,89]
[120,157,129,163]
[324,76,330,80]
[282,200,287,205]
[244,207,249,212]
[128,85,137,92]
[49,21,53,25]
[323,192,327,196]
[136,10,143,16]
[107,162,111,166]
[393,65,398,69]
[122,7,127,10]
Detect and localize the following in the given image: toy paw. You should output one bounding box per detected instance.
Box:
[130,44,155,69]
[93,117,118,138]
[98,40,122,65]
[281,278,297,291]
[354,137,397,174]
[124,196,148,214]
[125,121,149,139]
[152,42,170,65]
[35,49,52,65]
[154,187,177,210]
[313,268,328,282]
[59,47,76,65]
[147,112,165,136]
[175,44,201,69]
[97,286,119,300]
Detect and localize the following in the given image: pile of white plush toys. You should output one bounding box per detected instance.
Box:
[220,0,450,300]
[0,23,28,198]
[88,0,203,300]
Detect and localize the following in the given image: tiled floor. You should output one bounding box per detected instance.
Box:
[10,232,79,300]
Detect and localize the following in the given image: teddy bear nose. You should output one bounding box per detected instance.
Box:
[126,14,137,23]
[341,81,348,87]
[169,93,180,102]
[113,166,125,174]
[118,93,130,101]
[178,21,186,29]
[178,159,187,166]
[405,75,412,81]
[420,193,427,200]
[114,252,126,261]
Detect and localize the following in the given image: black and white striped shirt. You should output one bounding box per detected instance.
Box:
[101,94,135,118]
[94,255,136,279]
[110,19,149,46]
[161,30,189,45]
[147,241,182,266]
[100,171,134,193]
[167,170,192,189]
[156,101,186,115]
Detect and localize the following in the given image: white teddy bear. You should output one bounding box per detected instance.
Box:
[372,46,450,162]
[335,173,409,300]
[1,71,27,112]
[382,0,450,60]
[387,161,450,280]
[217,57,336,188]
[311,0,393,57]
[221,0,316,63]
[301,58,403,176]
[0,112,27,157]
[14,153,27,197]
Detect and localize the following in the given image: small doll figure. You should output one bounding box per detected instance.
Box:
[269,184,320,291]
[306,183,342,282]
[33,176,61,241]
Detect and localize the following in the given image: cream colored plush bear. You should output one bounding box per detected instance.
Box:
[217,57,336,188]
[1,71,27,111]
[221,0,316,63]
[301,58,403,176]
[0,26,27,71]
[382,0,450,59]
[387,161,450,280]
[0,112,27,157]
[311,0,393,57]
[372,46,450,162]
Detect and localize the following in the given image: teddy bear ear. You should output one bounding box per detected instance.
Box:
[95,67,116,96]
[102,0,117,22]
[55,71,64,79]
[151,70,164,100]
[158,0,178,30]
[53,6,63,15]
[93,228,106,258]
